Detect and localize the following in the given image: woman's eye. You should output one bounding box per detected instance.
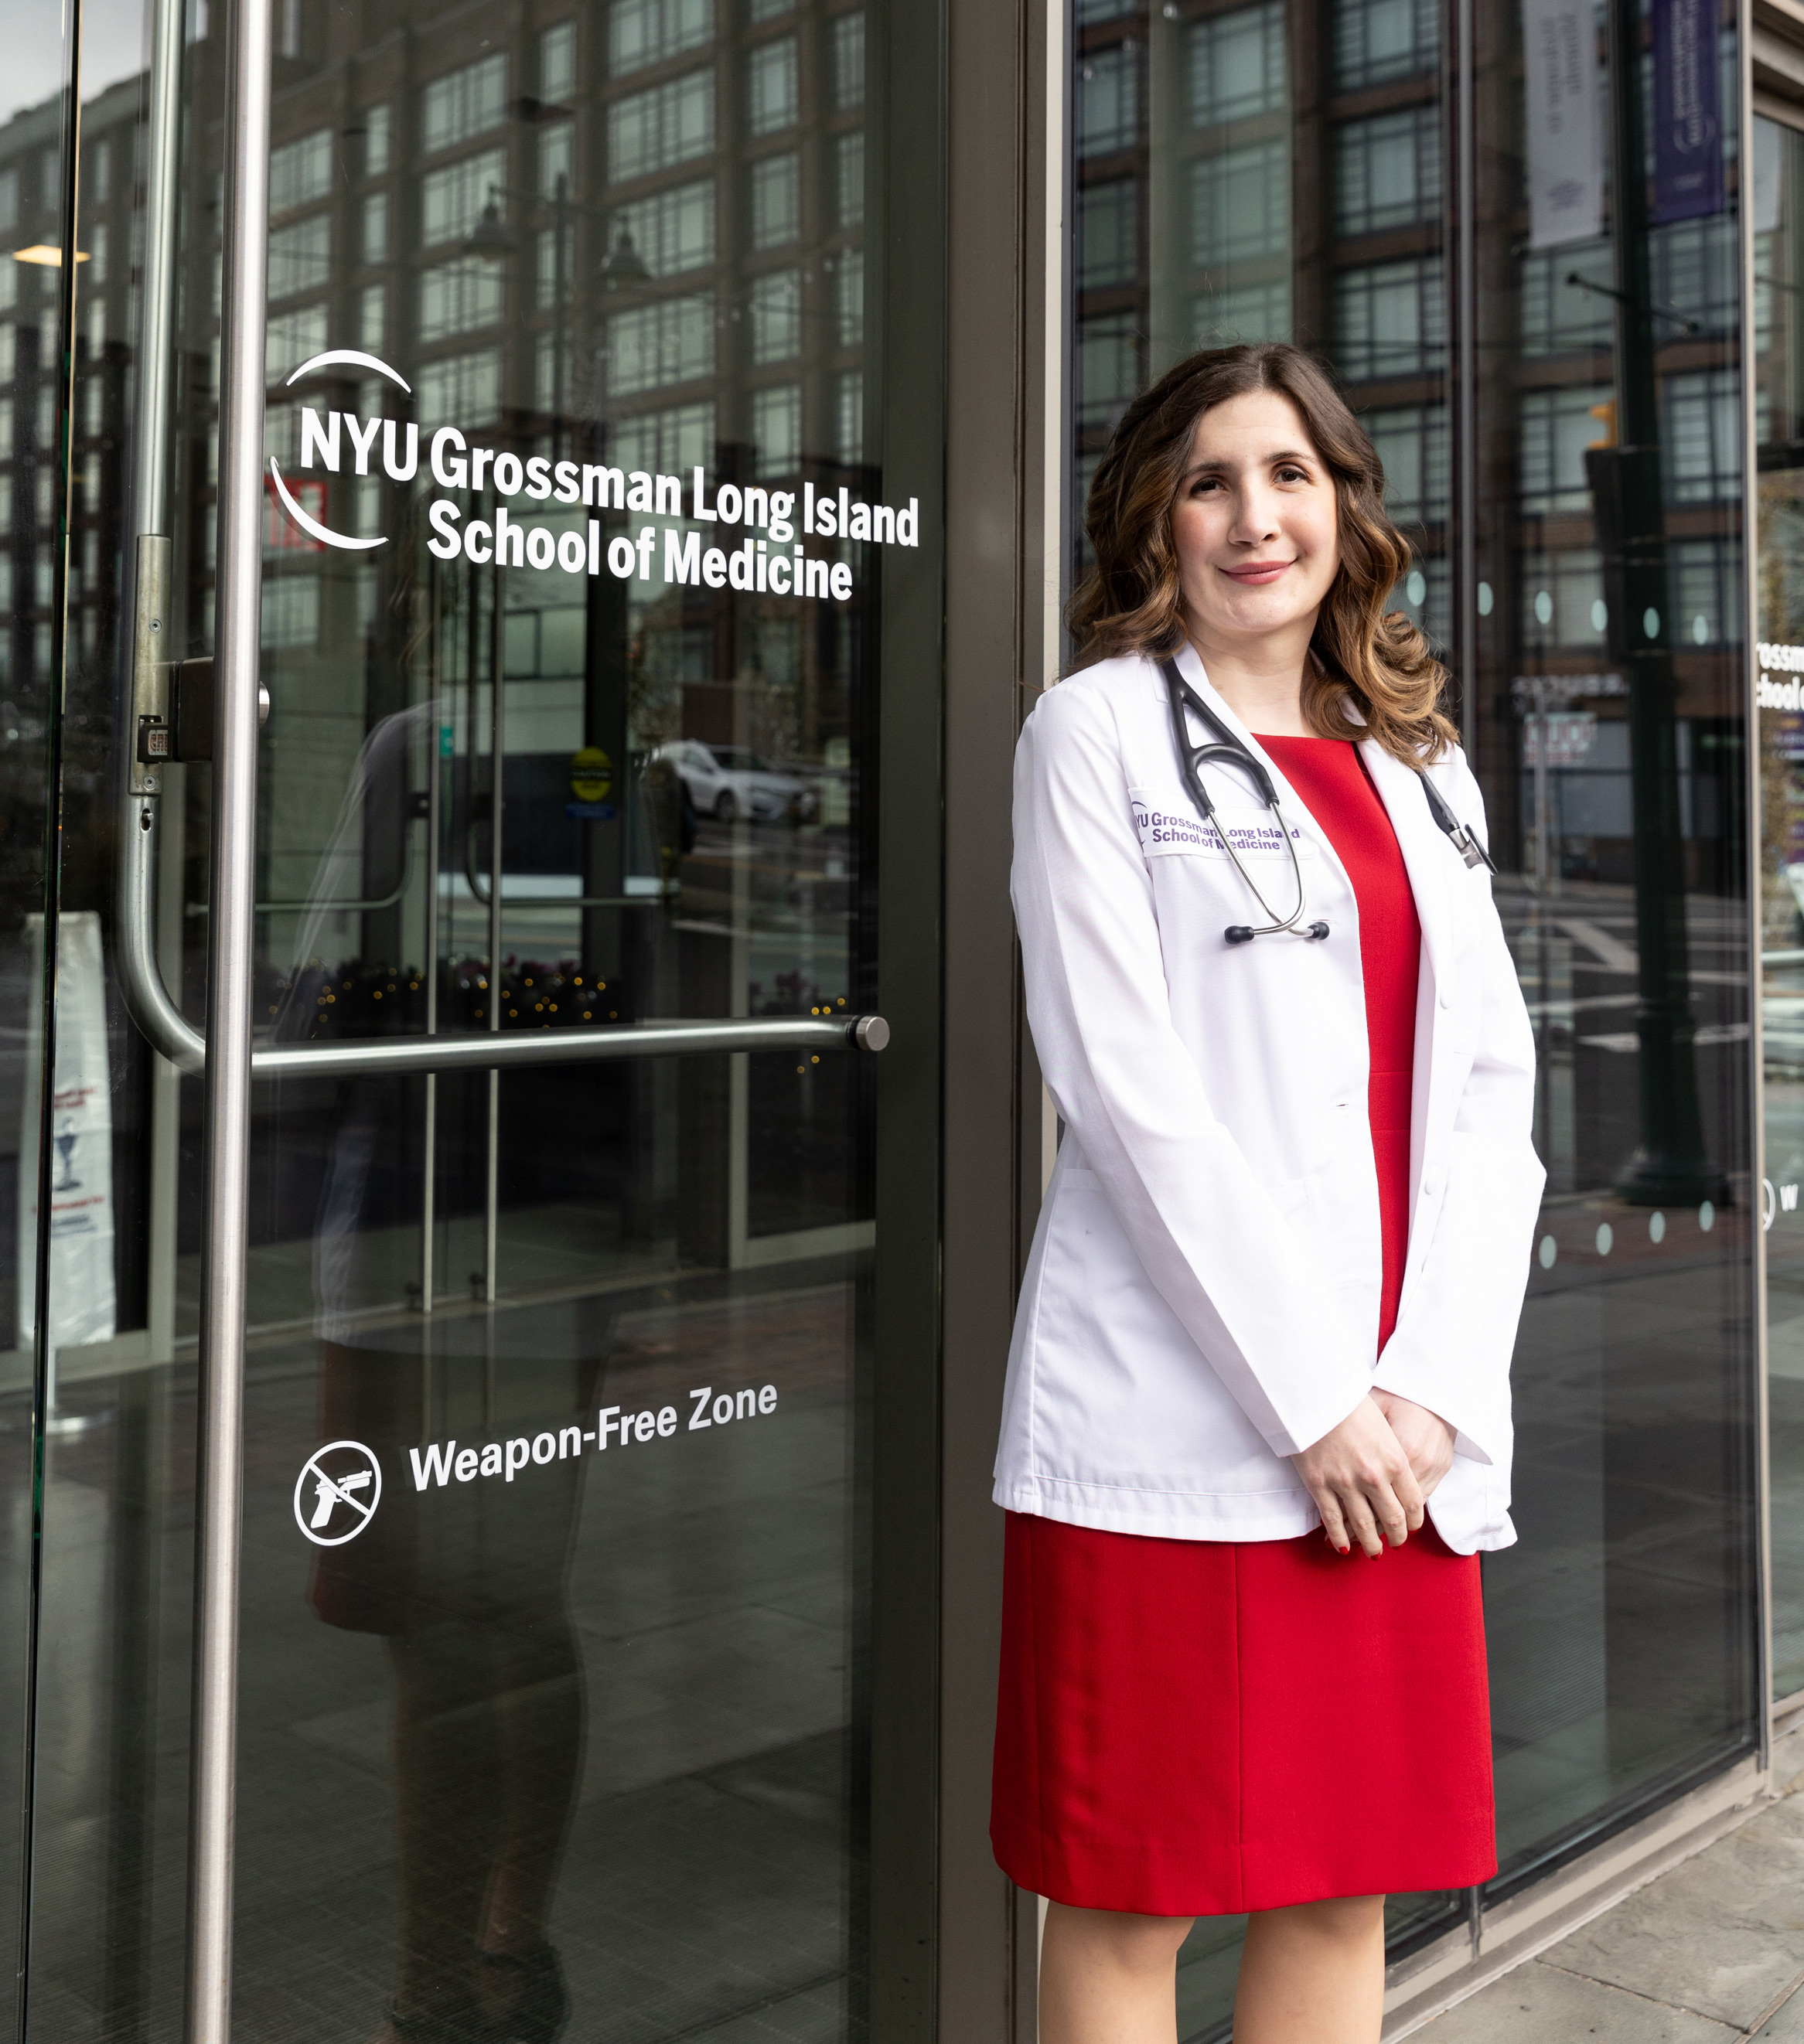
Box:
[1275,465,1308,484]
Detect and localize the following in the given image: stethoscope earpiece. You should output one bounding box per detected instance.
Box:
[1307,922,1330,941]
[1224,925,1255,945]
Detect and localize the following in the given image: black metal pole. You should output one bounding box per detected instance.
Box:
[1589,0,1722,1204]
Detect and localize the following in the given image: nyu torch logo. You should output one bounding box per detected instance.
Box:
[268,348,414,551]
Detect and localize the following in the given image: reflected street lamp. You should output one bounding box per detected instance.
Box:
[601,227,651,292]
[462,193,518,261]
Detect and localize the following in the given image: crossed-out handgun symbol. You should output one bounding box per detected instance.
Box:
[310,1465,372,1529]
[293,1441,382,1547]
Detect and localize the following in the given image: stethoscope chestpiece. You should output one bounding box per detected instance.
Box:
[1223,919,1331,945]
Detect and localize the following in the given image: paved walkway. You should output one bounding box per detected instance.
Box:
[1417,1790,1804,2042]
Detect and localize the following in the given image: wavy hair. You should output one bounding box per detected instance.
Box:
[1067,342,1457,763]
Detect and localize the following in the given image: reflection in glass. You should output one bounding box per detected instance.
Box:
[15,0,906,2034]
[1756,111,1804,1702]
[1470,0,1757,1896]
[1084,0,1759,2030]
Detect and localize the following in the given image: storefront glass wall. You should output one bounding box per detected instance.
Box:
[0,0,945,2037]
[1072,0,1759,2034]
[1755,103,1804,1704]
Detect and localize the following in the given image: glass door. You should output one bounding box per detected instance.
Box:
[9,0,938,2035]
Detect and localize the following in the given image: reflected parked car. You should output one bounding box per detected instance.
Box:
[650,741,817,823]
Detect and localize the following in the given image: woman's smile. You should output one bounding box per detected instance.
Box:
[1219,558,1294,584]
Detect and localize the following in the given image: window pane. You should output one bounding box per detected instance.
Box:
[747,37,799,136]
[609,70,716,180]
[421,53,509,152]
[1335,106,1441,235]
[1472,0,1758,1903]
[1334,0,1437,90]
[831,10,864,110]
[609,0,713,74]
[1188,2,1285,127]
[751,150,800,246]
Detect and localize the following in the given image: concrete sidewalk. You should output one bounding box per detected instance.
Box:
[1416,1789,1804,2042]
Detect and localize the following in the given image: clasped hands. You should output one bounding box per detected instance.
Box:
[1290,1392,1454,1559]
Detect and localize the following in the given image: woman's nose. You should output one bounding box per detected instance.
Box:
[1228,487,1280,543]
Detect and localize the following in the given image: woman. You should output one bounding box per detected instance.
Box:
[991,342,1544,2044]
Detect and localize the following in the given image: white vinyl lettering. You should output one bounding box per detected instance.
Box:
[299,407,339,472]
[427,499,462,560]
[666,529,700,584]
[410,1439,455,1488]
[343,412,381,476]
[397,1381,779,1497]
[383,419,418,482]
[431,425,467,489]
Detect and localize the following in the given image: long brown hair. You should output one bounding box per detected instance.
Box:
[1068,342,1457,763]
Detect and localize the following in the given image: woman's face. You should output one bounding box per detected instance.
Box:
[1171,388,1340,652]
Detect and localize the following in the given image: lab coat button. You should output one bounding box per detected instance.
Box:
[1420,1174,1439,1198]
[1438,989,1453,1010]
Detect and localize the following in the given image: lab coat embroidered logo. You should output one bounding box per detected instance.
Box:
[1128,787,1315,862]
[294,1439,384,1546]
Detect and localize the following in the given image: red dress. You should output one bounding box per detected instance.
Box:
[991,735,1495,1916]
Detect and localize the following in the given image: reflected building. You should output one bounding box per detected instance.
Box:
[2,2,1804,2042]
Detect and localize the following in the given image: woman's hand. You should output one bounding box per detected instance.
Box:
[1290,1398,1423,1557]
[1370,1391,1456,1501]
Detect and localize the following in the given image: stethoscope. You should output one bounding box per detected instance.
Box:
[1158,657,1496,948]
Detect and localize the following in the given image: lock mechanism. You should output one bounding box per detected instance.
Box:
[131,535,269,780]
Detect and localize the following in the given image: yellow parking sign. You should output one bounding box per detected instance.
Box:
[570,747,612,803]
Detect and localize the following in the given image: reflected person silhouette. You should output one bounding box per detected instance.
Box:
[284,703,605,2044]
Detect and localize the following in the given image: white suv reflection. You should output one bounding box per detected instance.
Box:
[650,741,817,824]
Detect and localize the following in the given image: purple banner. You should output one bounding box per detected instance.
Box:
[1652,0,1724,224]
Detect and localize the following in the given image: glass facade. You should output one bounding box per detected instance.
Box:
[1072,0,1763,2035]
[1761,107,1804,1704]
[0,0,1799,2036]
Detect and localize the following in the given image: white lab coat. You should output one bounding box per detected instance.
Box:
[994,645,1545,1555]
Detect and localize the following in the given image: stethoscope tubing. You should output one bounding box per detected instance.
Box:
[1156,655,1497,942]
[1160,659,1319,942]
